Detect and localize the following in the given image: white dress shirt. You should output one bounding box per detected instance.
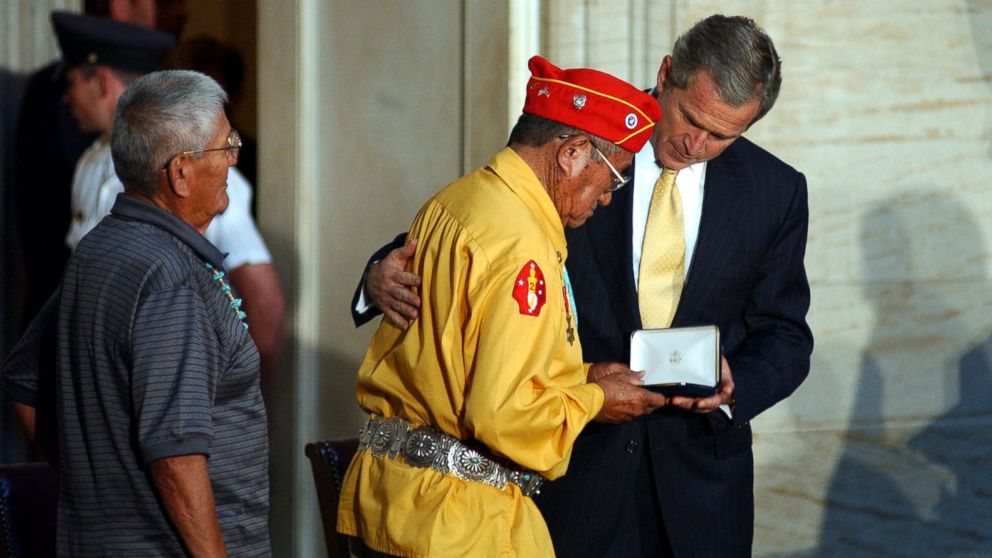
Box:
[631,140,707,290]
[66,138,118,250]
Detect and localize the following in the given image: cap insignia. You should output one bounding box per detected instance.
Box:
[572,94,586,110]
[538,86,550,97]
[625,113,638,129]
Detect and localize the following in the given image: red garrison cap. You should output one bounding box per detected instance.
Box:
[523,55,660,153]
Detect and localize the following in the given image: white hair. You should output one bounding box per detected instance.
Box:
[111,70,228,195]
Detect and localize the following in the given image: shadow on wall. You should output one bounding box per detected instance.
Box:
[809,7,992,553]
[262,223,369,553]
[765,8,992,554]
[805,196,992,557]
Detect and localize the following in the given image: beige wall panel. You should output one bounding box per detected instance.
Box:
[258,0,326,553]
[542,0,587,67]
[628,0,678,88]
[464,1,512,170]
[584,0,634,76]
[0,0,79,71]
[312,0,466,441]
[742,2,992,286]
[540,0,676,86]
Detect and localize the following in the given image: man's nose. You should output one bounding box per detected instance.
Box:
[599,191,613,207]
[684,129,707,155]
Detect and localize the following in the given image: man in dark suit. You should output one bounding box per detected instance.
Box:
[353,14,812,558]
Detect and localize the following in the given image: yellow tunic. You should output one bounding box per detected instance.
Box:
[337,148,604,558]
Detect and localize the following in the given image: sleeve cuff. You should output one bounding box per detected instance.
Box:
[3,383,38,407]
[142,436,211,464]
[575,381,604,424]
[223,246,272,270]
[355,284,375,314]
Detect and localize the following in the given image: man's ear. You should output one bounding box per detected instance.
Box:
[165,156,192,198]
[94,67,114,98]
[556,135,591,178]
[655,55,673,94]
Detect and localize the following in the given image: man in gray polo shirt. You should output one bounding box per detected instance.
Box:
[3,70,269,556]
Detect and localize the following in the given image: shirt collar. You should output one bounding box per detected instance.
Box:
[635,139,707,188]
[486,147,568,259]
[110,194,227,269]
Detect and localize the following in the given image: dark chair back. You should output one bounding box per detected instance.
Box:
[0,462,58,558]
[304,438,358,558]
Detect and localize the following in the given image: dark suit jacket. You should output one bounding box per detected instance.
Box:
[535,136,812,557]
[351,137,812,557]
[9,61,97,334]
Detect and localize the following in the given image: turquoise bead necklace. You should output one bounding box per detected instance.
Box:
[204,262,249,330]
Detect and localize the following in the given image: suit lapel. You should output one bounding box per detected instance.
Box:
[587,162,641,333]
[675,144,744,325]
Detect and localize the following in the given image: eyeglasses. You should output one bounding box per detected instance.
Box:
[558,134,631,193]
[592,145,631,192]
[162,128,242,169]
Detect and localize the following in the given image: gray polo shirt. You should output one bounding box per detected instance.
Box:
[4,195,270,556]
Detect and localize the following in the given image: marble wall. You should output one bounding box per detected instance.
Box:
[745,2,992,555]
[536,1,992,555]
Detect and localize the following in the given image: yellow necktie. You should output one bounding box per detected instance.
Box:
[638,169,683,328]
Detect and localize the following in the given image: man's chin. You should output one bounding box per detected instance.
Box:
[567,214,593,229]
[217,193,230,216]
[658,145,696,170]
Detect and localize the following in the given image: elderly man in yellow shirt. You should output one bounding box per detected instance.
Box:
[337,56,667,558]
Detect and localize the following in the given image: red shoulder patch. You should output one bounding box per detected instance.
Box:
[512,260,547,316]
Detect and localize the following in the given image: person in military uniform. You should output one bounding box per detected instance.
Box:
[6,1,156,338]
[52,11,286,395]
[50,11,175,250]
[336,56,667,558]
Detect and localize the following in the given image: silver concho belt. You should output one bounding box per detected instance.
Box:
[357,415,544,498]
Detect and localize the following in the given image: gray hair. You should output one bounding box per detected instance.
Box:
[111,70,228,195]
[668,15,781,125]
[508,113,622,156]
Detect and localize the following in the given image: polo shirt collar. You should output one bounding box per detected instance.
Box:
[110,194,227,269]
